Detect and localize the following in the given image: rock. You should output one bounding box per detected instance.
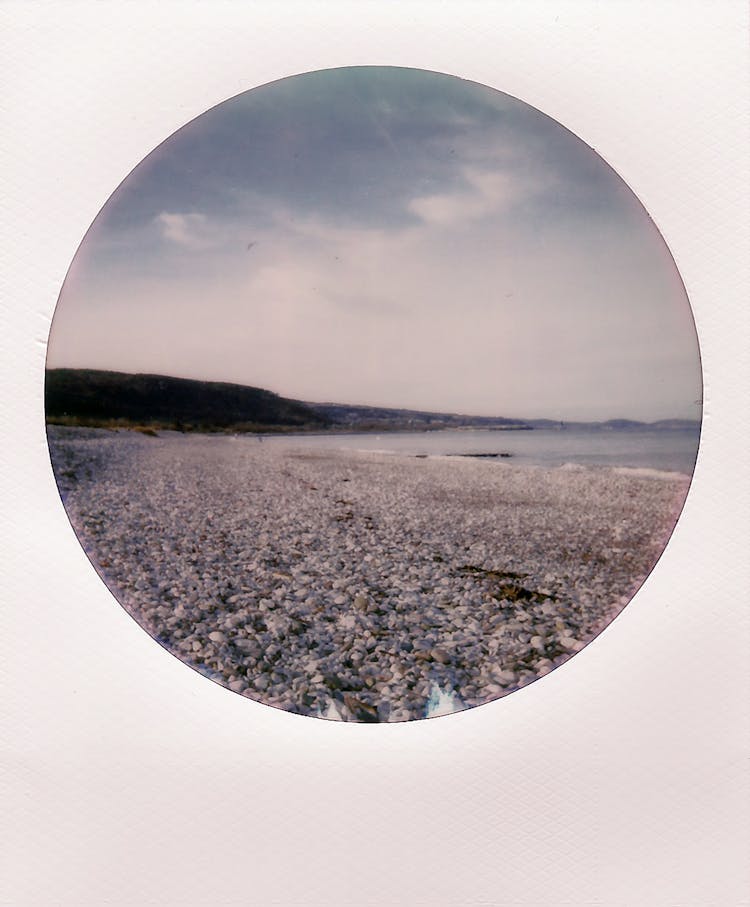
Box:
[342,695,379,722]
[483,683,504,696]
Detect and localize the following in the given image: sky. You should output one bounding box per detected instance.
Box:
[47,67,702,421]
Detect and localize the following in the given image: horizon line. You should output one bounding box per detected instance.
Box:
[44,365,702,426]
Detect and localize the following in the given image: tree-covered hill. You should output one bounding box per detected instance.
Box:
[45,369,330,432]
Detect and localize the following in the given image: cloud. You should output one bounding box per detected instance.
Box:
[155,212,213,249]
[407,167,525,227]
[50,187,701,421]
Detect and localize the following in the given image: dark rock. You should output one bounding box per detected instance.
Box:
[343,695,380,722]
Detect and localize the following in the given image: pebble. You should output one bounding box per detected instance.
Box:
[48,427,689,722]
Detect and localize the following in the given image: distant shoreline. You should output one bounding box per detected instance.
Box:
[44,417,534,435]
[44,417,700,437]
[44,368,701,436]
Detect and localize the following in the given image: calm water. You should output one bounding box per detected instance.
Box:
[263,427,701,476]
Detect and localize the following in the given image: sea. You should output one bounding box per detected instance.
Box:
[261,426,701,477]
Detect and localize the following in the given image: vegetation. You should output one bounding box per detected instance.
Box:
[45,369,330,433]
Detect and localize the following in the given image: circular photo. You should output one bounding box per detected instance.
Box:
[46,67,701,721]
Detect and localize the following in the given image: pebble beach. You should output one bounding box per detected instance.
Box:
[48,426,691,721]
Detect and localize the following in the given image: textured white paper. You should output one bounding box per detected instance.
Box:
[2,3,748,905]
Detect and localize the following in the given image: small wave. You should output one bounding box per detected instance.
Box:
[611,466,689,481]
[347,447,400,456]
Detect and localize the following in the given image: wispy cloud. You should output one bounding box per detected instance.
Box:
[408,167,522,227]
[155,212,213,249]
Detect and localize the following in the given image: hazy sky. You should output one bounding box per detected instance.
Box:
[47,67,701,421]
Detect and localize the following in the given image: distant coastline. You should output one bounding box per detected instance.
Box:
[45,368,701,436]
